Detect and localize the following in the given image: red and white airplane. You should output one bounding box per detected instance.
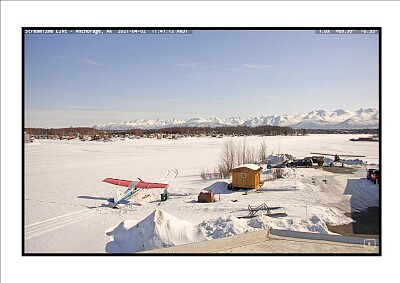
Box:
[103,177,169,207]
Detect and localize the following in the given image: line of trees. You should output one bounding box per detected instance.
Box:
[201,139,268,179]
[304,128,379,135]
[24,127,100,137]
[24,124,297,139]
[25,125,377,138]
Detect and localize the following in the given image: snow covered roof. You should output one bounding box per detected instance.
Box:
[232,164,262,171]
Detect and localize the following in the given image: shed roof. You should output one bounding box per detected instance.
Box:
[232,164,263,172]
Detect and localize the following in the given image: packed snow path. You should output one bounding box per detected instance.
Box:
[25,209,96,240]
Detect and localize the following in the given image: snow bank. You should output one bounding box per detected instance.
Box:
[105,210,207,253]
[310,207,354,226]
[106,206,353,252]
[261,168,296,181]
[250,212,351,235]
[276,168,297,179]
[199,216,261,239]
[260,215,326,234]
[264,154,293,165]
[106,211,273,252]
[199,209,348,240]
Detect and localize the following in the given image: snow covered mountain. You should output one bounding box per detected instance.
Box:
[93,108,379,130]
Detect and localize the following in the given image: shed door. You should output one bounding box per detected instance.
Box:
[241,172,247,188]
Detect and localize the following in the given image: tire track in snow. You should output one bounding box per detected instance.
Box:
[165,169,178,183]
[25,209,98,240]
[25,198,91,209]
[156,169,178,184]
[157,170,171,183]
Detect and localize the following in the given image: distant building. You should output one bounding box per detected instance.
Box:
[231,164,263,190]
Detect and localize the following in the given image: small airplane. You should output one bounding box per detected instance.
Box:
[103,177,169,207]
[310,152,365,167]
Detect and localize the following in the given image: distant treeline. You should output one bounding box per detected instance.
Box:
[24,127,100,136]
[24,126,379,137]
[304,128,379,135]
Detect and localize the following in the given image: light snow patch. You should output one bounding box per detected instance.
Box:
[105,210,207,253]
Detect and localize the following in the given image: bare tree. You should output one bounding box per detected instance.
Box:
[244,144,256,164]
[239,139,247,165]
[217,139,237,177]
[216,139,262,177]
[200,168,209,180]
[259,140,267,162]
[237,139,258,164]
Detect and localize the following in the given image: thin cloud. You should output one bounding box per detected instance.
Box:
[163,98,187,102]
[83,59,102,66]
[26,105,105,111]
[61,105,104,110]
[176,62,273,72]
[242,63,272,69]
[176,62,209,69]
[220,67,243,72]
[176,63,198,68]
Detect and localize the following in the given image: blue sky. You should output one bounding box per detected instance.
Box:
[24,30,379,127]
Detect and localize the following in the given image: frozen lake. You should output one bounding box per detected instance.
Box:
[24,134,379,253]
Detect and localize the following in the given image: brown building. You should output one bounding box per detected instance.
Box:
[231,164,263,190]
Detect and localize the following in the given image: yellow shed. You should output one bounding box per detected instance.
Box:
[231,164,263,190]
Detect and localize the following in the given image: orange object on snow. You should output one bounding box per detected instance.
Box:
[198,190,215,203]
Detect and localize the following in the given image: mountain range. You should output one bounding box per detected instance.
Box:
[93,108,379,130]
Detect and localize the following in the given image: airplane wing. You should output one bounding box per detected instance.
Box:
[310,152,365,158]
[310,152,336,156]
[136,181,169,189]
[103,178,134,187]
[340,154,366,158]
[103,178,169,207]
[103,178,169,189]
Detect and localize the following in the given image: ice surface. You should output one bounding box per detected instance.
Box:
[24,134,379,253]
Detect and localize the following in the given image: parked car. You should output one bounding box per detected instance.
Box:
[371,170,380,184]
[293,159,313,168]
[366,168,376,180]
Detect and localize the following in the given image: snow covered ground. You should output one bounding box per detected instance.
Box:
[24,134,379,253]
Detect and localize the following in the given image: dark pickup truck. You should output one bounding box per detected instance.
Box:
[282,159,313,168]
[293,159,313,167]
